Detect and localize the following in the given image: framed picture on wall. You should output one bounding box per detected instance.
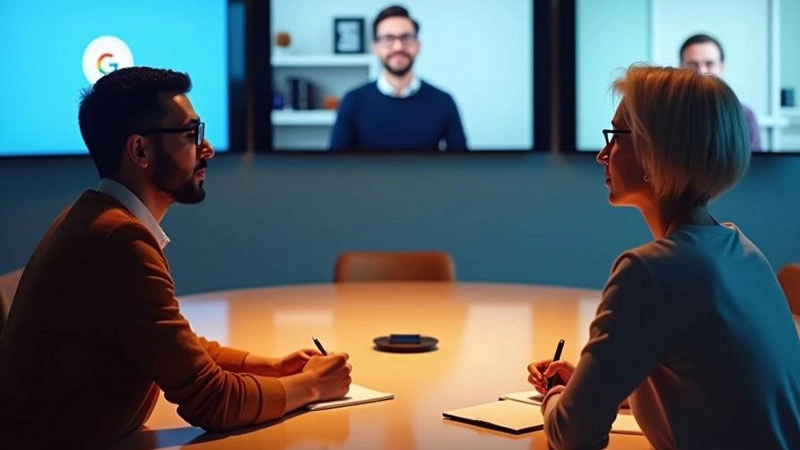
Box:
[334,17,365,54]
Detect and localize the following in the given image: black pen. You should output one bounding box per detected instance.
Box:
[312,337,328,356]
[545,339,565,390]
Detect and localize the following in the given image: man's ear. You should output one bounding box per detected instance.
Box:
[124,134,150,169]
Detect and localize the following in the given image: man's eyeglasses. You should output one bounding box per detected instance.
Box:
[602,129,631,146]
[137,122,205,147]
[375,33,418,47]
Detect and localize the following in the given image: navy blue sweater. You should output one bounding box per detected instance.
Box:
[329,80,467,151]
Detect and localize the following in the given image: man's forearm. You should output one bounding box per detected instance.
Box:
[241,354,282,376]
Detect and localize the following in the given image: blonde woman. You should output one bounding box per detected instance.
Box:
[528,66,800,449]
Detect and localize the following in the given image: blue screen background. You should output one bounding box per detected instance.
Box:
[0,1,229,155]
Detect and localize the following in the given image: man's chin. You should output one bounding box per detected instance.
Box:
[387,67,411,77]
[384,61,413,77]
[173,185,206,205]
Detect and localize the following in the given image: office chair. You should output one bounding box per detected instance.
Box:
[333,251,456,282]
[778,263,800,316]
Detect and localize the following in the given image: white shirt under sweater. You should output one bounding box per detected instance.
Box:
[544,223,800,450]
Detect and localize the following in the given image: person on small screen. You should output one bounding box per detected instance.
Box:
[527,65,800,449]
[329,5,467,151]
[679,33,763,151]
[0,67,352,449]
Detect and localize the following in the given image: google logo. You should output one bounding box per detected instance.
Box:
[82,36,134,84]
[96,53,118,74]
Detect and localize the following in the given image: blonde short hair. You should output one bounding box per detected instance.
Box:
[613,65,751,205]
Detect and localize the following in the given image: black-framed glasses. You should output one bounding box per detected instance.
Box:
[602,128,631,146]
[374,33,418,47]
[137,122,205,147]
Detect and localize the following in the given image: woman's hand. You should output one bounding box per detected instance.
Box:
[527,359,576,393]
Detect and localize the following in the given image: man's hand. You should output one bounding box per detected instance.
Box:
[274,349,320,376]
[242,349,321,377]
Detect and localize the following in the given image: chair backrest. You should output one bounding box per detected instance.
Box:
[0,268,24,334]
[333,251,456,282]
[778,263,800,315]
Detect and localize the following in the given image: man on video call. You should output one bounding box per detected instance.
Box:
[679,33,763,151]
[329,5,467,151]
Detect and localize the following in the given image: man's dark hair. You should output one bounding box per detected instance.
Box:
[679,34,725,63]
[373,5,419,40]
[78,67,191,178]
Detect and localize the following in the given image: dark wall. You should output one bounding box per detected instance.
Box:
[1,152,797,294]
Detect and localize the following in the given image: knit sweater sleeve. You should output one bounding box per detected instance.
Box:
[194,337,249,372]
[101,223,286,431]
[443,94,467,150]
[543,253,669,449]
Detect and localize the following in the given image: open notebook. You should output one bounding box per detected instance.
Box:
[445,392,643,435]
[306,383,394,411]
[443,400,545,434]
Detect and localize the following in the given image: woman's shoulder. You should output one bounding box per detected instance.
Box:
[615,222,764,284]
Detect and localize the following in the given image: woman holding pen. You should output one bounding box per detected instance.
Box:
[527,65,800,449]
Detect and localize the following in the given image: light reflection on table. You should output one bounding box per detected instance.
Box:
[111,282,652,450]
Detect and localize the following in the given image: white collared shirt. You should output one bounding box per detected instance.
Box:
[376,71,421,98]
[97,178,170,249]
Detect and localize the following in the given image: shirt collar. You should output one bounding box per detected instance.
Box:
[96,178,170,249]
[376,72,421,98]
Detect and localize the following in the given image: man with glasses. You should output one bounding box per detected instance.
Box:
[0,67,352,449]
[330,5,467,151]
[679,33,762,151]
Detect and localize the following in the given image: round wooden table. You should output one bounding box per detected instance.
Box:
[112,282,652,450]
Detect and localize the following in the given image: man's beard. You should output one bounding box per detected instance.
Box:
[383,52,415,77]
[152,144,207,204]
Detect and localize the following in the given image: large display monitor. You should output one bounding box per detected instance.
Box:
[0,0,237,156]
[570,0,800,153]
[259,0,546,152]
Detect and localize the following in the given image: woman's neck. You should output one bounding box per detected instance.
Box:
[639,199,716,239]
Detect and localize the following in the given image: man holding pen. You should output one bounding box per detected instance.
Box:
[0,67,352,450]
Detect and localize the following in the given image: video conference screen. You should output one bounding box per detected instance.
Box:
[575,0,800,153]
[269,0,534,151]
[0,0,230,157]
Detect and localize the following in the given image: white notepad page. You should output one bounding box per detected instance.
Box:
[306,383,394,411]
[610,413,642,434]
[498,389,544,405]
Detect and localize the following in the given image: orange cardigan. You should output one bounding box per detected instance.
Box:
[0,191,286,449]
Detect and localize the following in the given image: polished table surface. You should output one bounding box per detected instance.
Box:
[112,282,652,450]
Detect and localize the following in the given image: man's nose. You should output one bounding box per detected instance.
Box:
[199,139,214,159]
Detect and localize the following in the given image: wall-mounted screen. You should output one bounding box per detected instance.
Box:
[0,0,232,156]
[574,0,799,153]
[266,0,537,151]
